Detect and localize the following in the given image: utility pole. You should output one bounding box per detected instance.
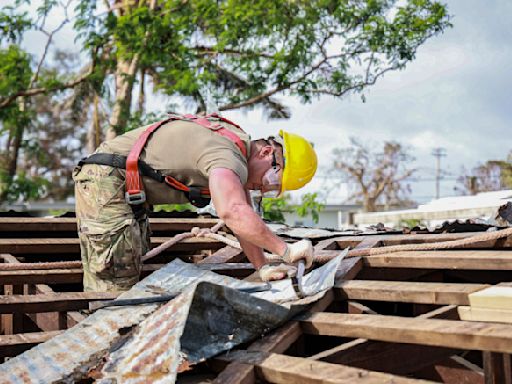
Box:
[432,147,446,199]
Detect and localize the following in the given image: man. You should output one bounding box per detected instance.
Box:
[73,113,317,292]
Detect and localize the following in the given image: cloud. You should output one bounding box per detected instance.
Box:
[14,0,512,205]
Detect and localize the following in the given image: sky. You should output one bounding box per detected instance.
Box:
[223,0,512,204]
[9,0,512,206]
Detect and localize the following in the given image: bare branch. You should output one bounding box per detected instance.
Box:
[0,62,95,109]
[218,85,287,111]
[192,46,276,59]
[31,2,71,86]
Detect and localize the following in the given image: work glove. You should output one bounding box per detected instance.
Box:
[282,239,314,269]
[258,263,297,282]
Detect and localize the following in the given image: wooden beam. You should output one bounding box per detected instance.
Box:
[0,292,118,314]
[0,217,221,233]
[0,331,62,359]
[335,257,363,281]
[0,236,225,254]
[413,356,484,384]
[1,254,87,331]
[217,350,435,383]
[0,268,83,285]
[1,254,25,335]
[212,290,336,384]
[360,250,512,270]
[311,306,459,375]
[313,238,339,251]
[198,246,244,264]
[335,233,512,249]
[301,313,512,353]
[335,280,489,305]
[483,352,512,384]
[357,267,437,281]
[0,263,257,285]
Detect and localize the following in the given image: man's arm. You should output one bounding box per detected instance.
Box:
[209,168,288,264]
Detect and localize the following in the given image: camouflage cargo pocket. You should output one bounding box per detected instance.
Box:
[73,164,126,215]
[80,218,142,280]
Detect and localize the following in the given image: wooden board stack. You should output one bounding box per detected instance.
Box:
[459,284,512,323]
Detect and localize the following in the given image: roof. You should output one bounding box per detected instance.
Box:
[355,190,512,225]
[1,213,512,383]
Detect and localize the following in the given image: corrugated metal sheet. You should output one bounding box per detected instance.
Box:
[99,282,290,383]
[0,256,343,383]
[0,260,275,383]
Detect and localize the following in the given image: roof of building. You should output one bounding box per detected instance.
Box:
[0,212,511,383]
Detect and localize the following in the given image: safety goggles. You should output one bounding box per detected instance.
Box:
[260,151,282,198]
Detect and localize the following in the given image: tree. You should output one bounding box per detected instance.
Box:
[262,193,325,224]
[0,0,450,201]
[332,138,415,212]
[455,153,512,195]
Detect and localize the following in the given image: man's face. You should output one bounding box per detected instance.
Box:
[246,142,284,195]
[260,149,283,197]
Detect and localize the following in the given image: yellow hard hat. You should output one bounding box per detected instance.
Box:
[277,129,318,193]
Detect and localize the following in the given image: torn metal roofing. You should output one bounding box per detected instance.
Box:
[2,214,512,383]
[1,257,343,383]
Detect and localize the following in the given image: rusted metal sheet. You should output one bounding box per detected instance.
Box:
[0,255,344,383]
[100,282,290,383]
[99,256,344,382]
[0,260,287,383]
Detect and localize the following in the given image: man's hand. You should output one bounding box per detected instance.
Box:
[282,239,314,268]
[258,263,297,282]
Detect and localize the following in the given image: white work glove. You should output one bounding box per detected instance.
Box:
[282,239,314,268]
[258,263,297,282]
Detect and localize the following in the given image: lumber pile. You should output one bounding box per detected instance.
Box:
[1,215,512,383]
[459,284,512,324]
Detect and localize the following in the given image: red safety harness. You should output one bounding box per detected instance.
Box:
[124,113,248,206]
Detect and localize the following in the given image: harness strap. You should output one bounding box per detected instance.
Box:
[79,153,164,183]
[79,153,212,208]
[125,119,171,205]
[124,113,247,205]
[182,113,248,158]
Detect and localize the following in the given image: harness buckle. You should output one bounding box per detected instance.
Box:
[187,188,211,208]
[125,190,146,205]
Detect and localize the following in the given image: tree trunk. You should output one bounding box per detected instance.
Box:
[106,57,138,140]
[137,68,145,113]
[7,98,25,177]
[363,196,377,212]
[87,93,101,153]
[106,0,156,140]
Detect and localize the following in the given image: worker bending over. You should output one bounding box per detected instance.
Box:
[73,113,317,292]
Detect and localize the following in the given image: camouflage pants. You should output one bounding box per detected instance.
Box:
[73,164,151,292]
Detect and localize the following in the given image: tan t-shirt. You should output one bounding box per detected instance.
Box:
[97,119,251,205]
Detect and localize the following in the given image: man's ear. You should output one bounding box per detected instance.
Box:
[259,144,273,159]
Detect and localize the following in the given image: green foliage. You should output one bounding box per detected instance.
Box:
[295,193,324,224]
[0,171,49,203]
[71,0,451,115]
[0,45,33,142]
[399,218,425,229]
[124,111,171,133]
[153,203,197,213]
[0,8,32,43]
[262,195,291,223]
[0,45,32,99]
[0,0,451,203]
[262,193,325,224]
